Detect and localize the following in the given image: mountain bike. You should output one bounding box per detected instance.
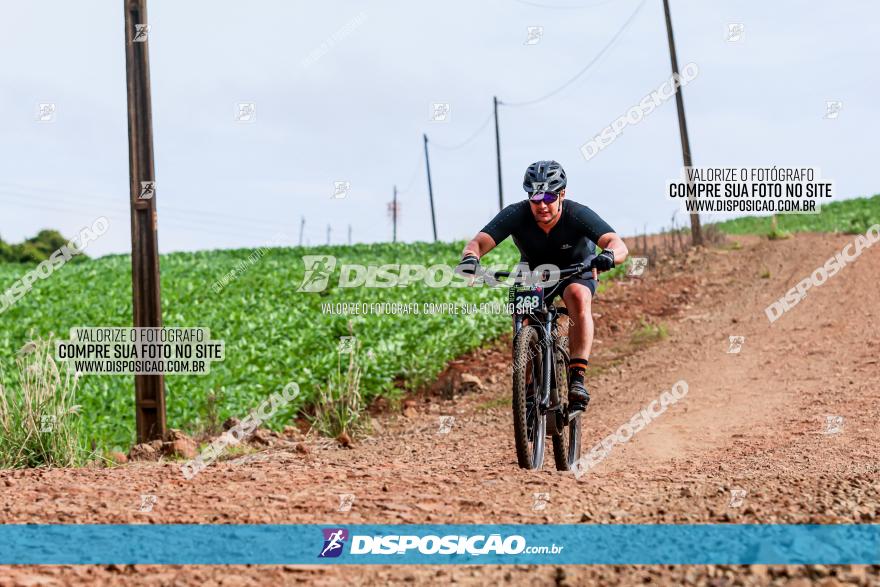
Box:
[494,263,594,471]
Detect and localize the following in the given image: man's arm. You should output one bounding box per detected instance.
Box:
[596,232,628,265]
[569,202,629,267]
[461,202,523,260]
[461,232,497,260]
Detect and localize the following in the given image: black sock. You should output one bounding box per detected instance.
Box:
[569,358,588,386]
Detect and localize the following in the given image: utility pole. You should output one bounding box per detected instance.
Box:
[123,0,166,443]
[298,216,305,247]
[423,133,438,242]
[493,96,504,211]
[347,224,352,245]
[392,185,398,243]
[662,0,703,246]
[326,224,331,245]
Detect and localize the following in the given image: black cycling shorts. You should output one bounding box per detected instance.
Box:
[544,273,597,304]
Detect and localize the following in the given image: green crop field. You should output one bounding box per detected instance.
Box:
[4,194,873,452]
[0,238,624,451]
[712,193,880,235]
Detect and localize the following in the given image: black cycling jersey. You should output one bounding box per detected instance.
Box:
[480,198,615,269]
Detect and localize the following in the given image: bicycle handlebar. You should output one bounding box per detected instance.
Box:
[489,262,594,282]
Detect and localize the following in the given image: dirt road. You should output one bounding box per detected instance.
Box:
[1,233,879,586]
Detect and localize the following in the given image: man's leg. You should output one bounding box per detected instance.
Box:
[562,283,594,412]
[562,283,594,359]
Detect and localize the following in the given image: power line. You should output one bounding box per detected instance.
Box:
[0,190,279,244]
[0,190,271,241]
[512,0,621,9]
[0,181,294,233]
[429,112,494,151]
[396,159,422,195]
[502,0,647,108]
[0,182,294,237]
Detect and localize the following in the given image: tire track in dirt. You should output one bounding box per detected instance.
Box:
[1,233,878,586]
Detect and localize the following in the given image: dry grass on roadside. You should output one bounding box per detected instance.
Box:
[309,334,369,440]
[0,338,89,468]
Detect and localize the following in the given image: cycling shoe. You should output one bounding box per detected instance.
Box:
[567,381,590,415]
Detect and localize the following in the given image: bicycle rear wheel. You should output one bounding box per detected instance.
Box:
[512,325,546,469]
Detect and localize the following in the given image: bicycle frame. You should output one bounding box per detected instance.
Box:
[497,262,593,470]
[507,263,588,414]
[514,304,567,439]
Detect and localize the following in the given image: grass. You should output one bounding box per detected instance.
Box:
[0,239,545,450]
[630,321,668,347]
[0,224,721,453]
[723,241,743,251]
[0,236,634,451]
[0,338,89,468]
[767,230,792,241]
[767,216,792,241]
[308,331,368,439]
[713,194,880,236]
[3,187,872,456]
[477,396,510,411]
[216,442,258,461]
[196,389,224,439]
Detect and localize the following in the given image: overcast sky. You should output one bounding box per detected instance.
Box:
[1,0,877,257]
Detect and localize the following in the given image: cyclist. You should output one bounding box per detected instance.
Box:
[456,160,628,415]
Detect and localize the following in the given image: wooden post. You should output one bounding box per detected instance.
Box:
[423,134,438,242]
[662,0,703,247]
[124,0,166,443]
[392,185,398,243]
[493,96,504,211]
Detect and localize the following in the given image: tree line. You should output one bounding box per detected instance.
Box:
[0,230,88,264]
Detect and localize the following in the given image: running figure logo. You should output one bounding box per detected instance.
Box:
[297,255,337,292]
[524,26,544,45]
[319,528,349,558]
[132,24,151,42]
[824,101,843,120]
[430,103,451,122]
[36,103,56,122]
[727,335,745,354]
[627,257,648,277]
[235,102,256,123]
[529,181,549,194]
[139,181,156,200]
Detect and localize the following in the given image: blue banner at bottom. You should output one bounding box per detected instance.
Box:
[0,524,878,565]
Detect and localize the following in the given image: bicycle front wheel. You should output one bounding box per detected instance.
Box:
[512,325,546,470]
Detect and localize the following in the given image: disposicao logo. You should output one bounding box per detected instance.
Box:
[316,530,562,558]
[298,255,337,293]
[318,528,348,558]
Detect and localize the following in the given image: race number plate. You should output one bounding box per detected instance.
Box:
[508,285,544,315]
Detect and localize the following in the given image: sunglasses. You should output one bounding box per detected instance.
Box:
[529,191,560,205]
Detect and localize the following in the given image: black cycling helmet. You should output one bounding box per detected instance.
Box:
[522,160,567,194]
